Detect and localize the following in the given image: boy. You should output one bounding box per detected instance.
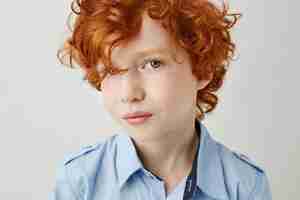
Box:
[52,0,272,199]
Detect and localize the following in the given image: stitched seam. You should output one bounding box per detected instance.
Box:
[65,165,82,200]
[216,143,231,198]
[247,170,261,200]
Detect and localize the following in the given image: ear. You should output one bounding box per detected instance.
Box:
[63,40,89,72]
[196,72,213,90]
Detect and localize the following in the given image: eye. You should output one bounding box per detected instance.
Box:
[142,58,164,70]
[105,67,128,77]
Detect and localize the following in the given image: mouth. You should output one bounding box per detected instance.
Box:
[123,115,152,125]
[122,111,153,119]
[123,111,153,125]
[122,111,153,125]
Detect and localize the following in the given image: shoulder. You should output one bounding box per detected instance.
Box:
[62,134,119,168]
[57,133,121,184]
[52,134,121,199]
[215,141,272,199]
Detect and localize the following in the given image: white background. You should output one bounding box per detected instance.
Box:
[0,0,299,199]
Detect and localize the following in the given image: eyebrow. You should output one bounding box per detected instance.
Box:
[132,47,171,59]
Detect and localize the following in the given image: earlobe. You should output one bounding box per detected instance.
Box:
[197,80,210,90]
[197,72,213,90]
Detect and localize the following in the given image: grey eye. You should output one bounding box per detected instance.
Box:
[144,58,163,69]
[150,59,162,68]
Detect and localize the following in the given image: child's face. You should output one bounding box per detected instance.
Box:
[99,13,208,141]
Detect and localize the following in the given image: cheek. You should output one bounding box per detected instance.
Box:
[101,80,117,111]
[148,74,183,108]
[150,70,196,110]
[101,76,118,99]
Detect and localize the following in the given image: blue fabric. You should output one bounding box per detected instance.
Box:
[50,118,272,200]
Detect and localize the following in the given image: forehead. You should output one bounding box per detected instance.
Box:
[110,13,178,64]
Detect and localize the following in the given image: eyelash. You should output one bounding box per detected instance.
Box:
[105,57,164,78]
[140,57,164,70]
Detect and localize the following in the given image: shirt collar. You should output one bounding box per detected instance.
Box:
[116,118,228,199]
[196,118,228,199]
[116,133,144,188]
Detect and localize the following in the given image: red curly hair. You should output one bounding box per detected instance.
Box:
[57,0,241,121]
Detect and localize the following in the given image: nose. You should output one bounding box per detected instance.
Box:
[120,68,145,104]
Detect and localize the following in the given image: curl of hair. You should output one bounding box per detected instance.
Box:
[57,0,242,121]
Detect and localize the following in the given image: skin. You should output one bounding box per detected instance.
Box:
[83,13,212,195]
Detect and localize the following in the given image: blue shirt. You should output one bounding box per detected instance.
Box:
[50,118,272,200]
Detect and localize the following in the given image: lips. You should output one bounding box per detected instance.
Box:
[122,111,153,119]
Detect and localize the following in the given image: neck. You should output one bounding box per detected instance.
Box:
[132,120,200,181]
